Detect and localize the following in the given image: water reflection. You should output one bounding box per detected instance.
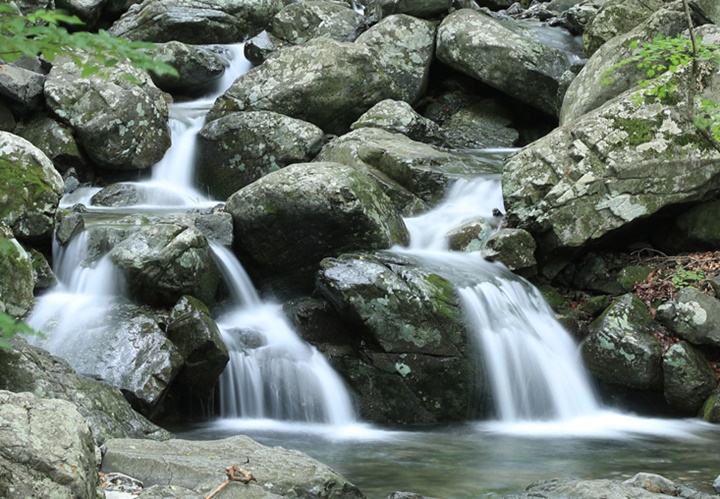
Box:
[178,418,720,498]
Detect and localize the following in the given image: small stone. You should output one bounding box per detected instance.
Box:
[623,472,676,495]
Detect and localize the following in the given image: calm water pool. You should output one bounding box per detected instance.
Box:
[177,412,720,498]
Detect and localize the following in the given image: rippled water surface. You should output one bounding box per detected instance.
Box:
[178,416,720,498]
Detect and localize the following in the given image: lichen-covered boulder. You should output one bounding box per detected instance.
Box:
[561,6,687,125]
[436,9,582,117]
[225,161,409,295]
[0,391,103,499]
[109,224,220,307]
[0,338,172,443]
[34,302,183,415]
[0,223,34,318]
[208,38,394,134]
[209,18,434,134]
[315,251,477,423]
[44,56,170,171]
[351,99,446,145]
[17,115,87,175]
[148,41,227,95]
[662,341,717,413]
[355,14,436,104]
[166,296,229,395]
[481,228,537,272]
[378,0,452,18]
[108,0,286,43]
[580,294,663,390]
[196,111,325,200]
[271,1,364,45]
[656,288,720,347]
[503,60,720,256]
[582,0,666,56]
[0,132,64,242]
[102,435,365,498]
[315,128,501,208]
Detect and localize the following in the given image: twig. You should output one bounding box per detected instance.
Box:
[204,462,257,499]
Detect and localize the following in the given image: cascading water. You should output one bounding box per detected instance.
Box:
[394,163,600,422]
[27,44,356,426]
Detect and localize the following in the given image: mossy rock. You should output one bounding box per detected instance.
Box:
[0,132,64,242]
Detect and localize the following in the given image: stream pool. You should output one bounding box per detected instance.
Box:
[177,414,720,498]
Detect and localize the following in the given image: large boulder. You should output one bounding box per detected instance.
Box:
[0,338,172,444]
[17,115,87,175]
[0,132,64,242]
[108,0,285,43]
[225,161,409,295]
[315,127,502,209]
[81,210,232,262]
[0,391,103,499]
[580,294,663,390]
[315,251,478,423]
[44,55,170,171]
[109,224,220,307]
[208,38,393,134]
[662,341,717,413]
[355,14,436,104]
[561,6,687,125]
[165,296,229,395]
[0,63,45,112]
[102,435,365,498]
[196,111,325,200]
[503,60,720,256]
[208,17,435,134]
[436,9,582,117]
[350,99,446,146]
[32,302,183,416]
[271,1,364,45]
[0,224,34,318]
[147,41,227,95]
[582,0,666,56]
[657,287,720,347]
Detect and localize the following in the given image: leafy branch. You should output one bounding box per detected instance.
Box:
[0,4,177,78]
[601,32,720,142]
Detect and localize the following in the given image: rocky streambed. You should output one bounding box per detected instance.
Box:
[3,0,720,497]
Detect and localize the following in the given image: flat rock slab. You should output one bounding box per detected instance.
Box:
[102,435,365,499]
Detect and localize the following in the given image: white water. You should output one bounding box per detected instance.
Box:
[28,44,356,426]
[395,170,600,423]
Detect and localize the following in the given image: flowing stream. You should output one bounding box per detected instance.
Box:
[28,45,355,425]
[25,41,720,498]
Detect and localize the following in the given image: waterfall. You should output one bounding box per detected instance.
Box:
[396,170,600,422]
[210,243,356,423]
[28,44,356,426]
